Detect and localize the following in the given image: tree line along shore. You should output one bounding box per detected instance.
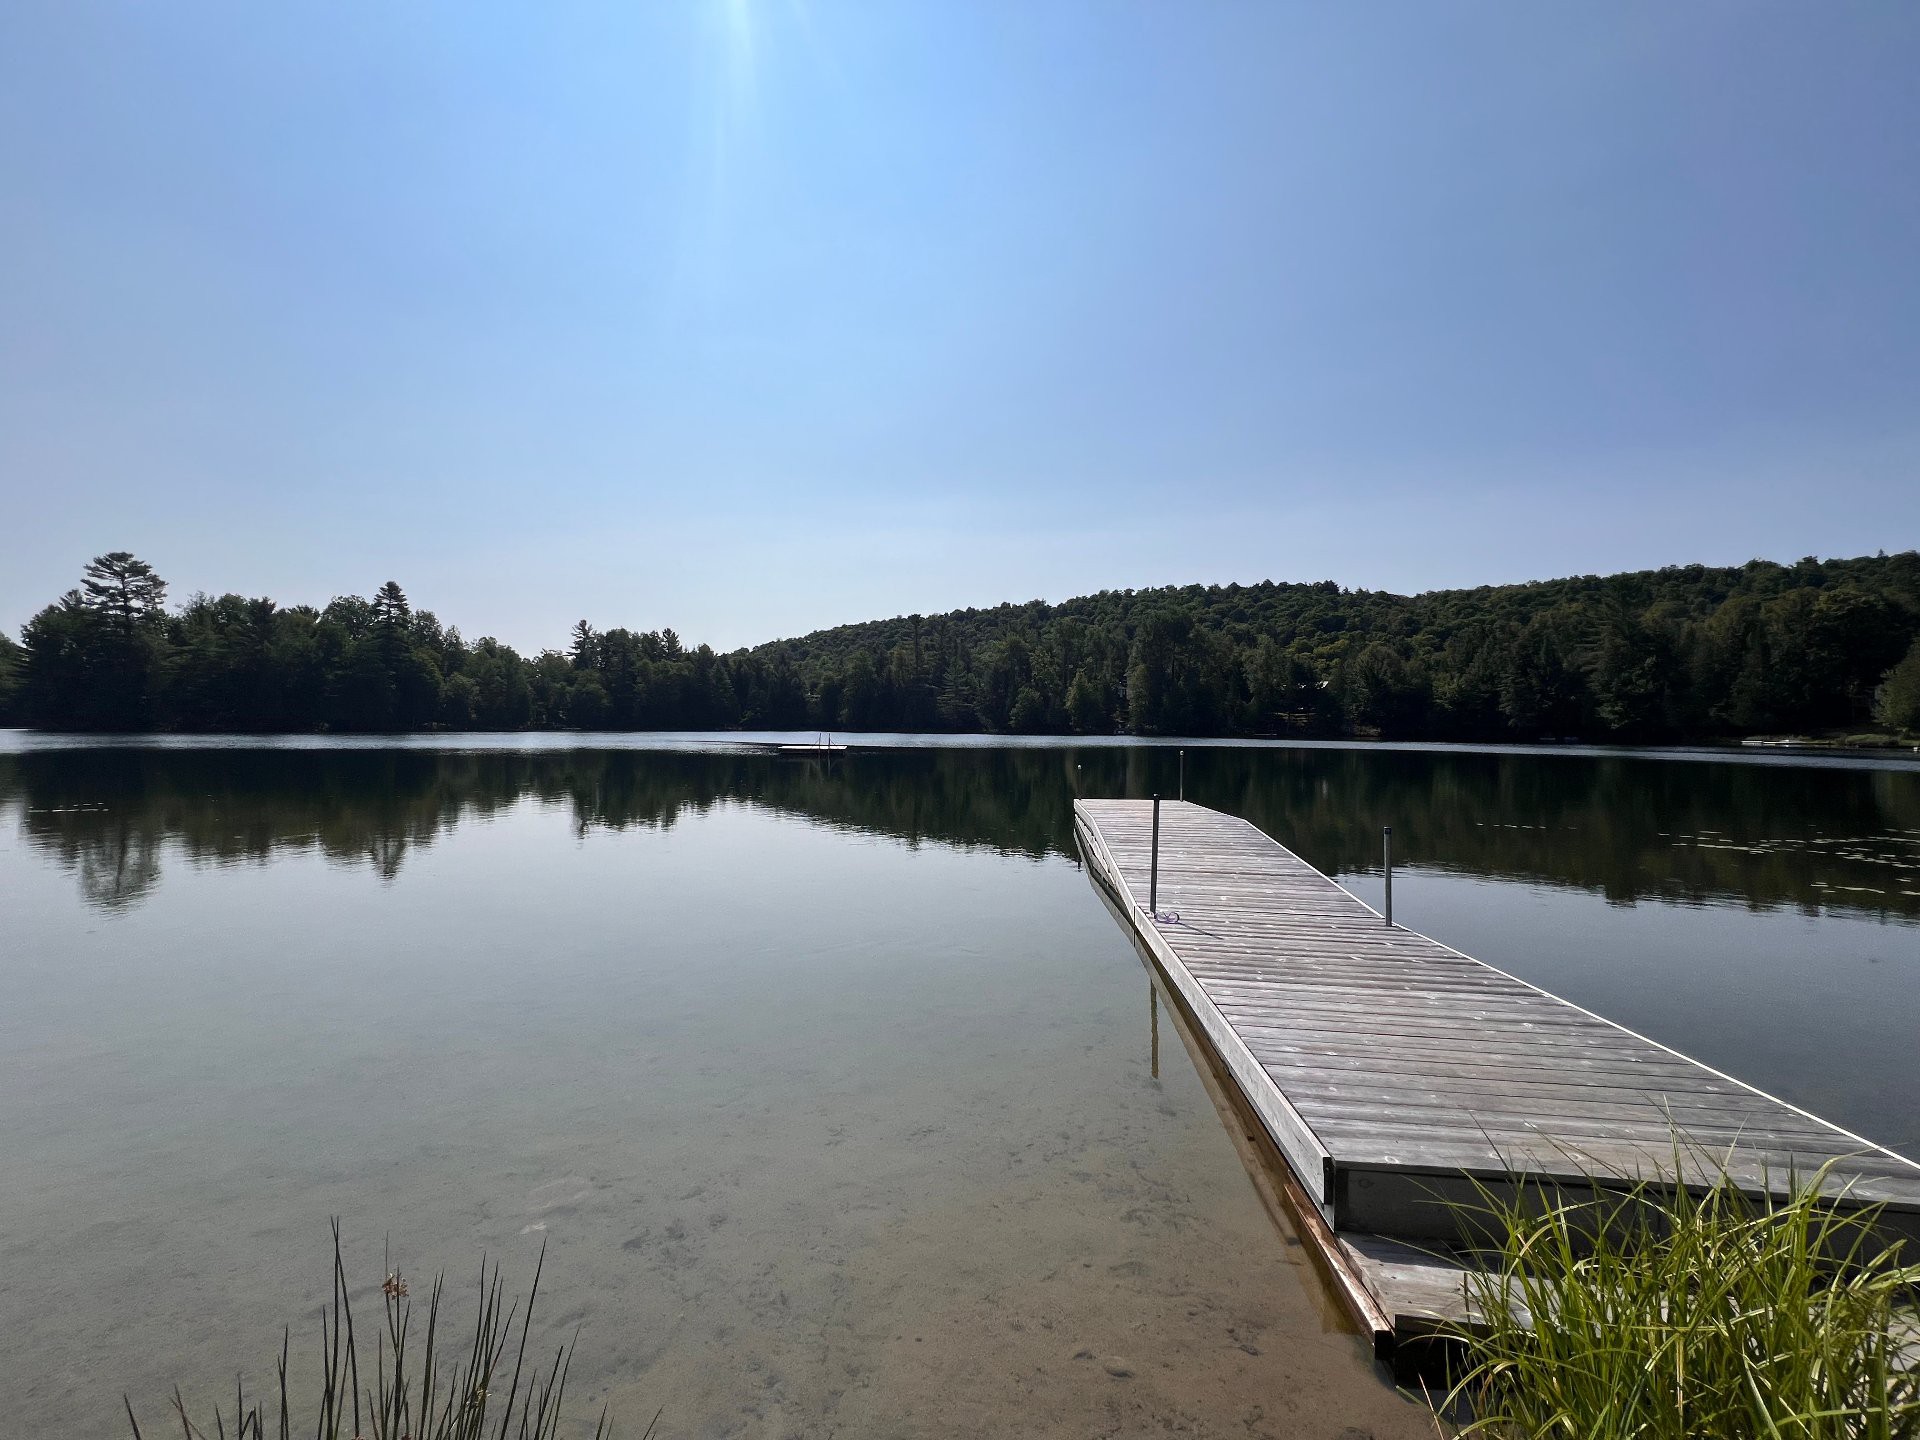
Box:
[3,550,1918,742]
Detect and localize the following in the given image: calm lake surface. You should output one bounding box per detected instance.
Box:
[4,734,1918,1438]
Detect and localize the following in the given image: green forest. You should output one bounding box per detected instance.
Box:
[4,549,1920,741]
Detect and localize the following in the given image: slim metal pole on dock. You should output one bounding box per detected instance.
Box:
[1178,749,1185,802]
[1382,825,1393,926]
[1149,794,1161,915]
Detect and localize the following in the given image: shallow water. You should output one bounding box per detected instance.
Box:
[3,736,1916,1437]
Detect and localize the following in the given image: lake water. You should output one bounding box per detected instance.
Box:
[4,734,1917,1438]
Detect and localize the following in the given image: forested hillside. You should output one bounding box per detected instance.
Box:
[8,550,1920,740]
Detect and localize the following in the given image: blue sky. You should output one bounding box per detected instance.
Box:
[3,2,1916,653]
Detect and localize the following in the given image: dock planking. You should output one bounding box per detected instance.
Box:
[1073,798,1920,1346]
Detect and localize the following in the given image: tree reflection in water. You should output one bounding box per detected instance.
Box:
[3,744,1916,921]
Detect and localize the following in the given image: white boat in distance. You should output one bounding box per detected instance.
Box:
[776,733,851,755]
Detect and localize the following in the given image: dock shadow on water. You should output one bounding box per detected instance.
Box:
[3,739,1917,1436]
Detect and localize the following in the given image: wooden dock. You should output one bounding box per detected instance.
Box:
[1073,799,1920,1350]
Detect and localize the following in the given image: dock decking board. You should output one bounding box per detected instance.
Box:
[1073,799,1920,1255]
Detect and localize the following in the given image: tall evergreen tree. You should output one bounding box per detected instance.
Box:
[80,551,168,634]
[371,581,410,631]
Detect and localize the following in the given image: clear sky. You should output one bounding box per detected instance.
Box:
[3,3,1916,654]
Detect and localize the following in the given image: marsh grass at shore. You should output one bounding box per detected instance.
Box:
[1441,1160,1920,1438]
[125,1222,631,1440]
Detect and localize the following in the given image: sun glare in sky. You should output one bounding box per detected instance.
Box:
[1,3,1916,650]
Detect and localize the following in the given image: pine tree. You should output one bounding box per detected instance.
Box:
[80,552,167,634]
[570,620,597,669]
[371,581,411,629]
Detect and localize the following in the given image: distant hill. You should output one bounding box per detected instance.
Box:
[9,550,1920,741]
[737,551,1920,741]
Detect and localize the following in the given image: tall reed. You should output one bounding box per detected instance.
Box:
[125,1220,637,1440]
[1442,1160,1920,1439]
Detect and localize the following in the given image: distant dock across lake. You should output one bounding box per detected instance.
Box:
[1073,798,1920,1352]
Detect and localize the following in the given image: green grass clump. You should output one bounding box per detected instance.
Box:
[125,1220,636,1440]
[1443,1165,1920,1439]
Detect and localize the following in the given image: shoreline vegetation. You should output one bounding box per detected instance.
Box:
[3,550,1918,745]
[1438,1158,1920,1439]
[127,1223,620,1440]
